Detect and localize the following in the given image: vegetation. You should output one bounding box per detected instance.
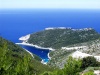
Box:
[28,28,100,49]
[1,27,100,75]
[0,37,100,75]
[48,50,74,68]
[41,56,100,75]
[0,37,54,75]
[27,28,100,68]
[81,56,100,69]
[62,56,82,75]
[42,56,82,75]
[83,71,94,75]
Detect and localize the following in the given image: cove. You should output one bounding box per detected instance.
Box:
[1,9,100,63]
[19,44,50,63]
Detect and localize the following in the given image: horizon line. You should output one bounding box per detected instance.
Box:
[0,8,100,10]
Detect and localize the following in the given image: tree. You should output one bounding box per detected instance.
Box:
[42,56,82,75]
[81,56,99,69]
[41,71,53,75]
[63,56,82,75]
[83,71,94,75]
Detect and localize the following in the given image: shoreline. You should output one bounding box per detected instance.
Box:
[48,53,51,60]
[23,48,34,58]
[19,45,49,64]
[41,59,48,65]
[18,34,55,51]
[25,48,48,64]
[16,42,55,51]
[17,34,53,64]
[16,42,53,64]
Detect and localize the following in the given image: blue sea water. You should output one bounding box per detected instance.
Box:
[0,9,100,62]
[20,45,50,62]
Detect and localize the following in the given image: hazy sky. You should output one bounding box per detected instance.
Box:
[0,0,100,9]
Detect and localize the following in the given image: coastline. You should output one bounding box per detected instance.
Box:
[23,48,34,58]
[16,42,53,64]
[16,42,55,51]
[41,59,48,65]
[16,34,54,64]
[48,53,51,60]
[18,34,54,51]
[41,53,51,64]
[23,47,48,64]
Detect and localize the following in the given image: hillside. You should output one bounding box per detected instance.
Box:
[48,39,100,68]
[0,37,54,75]
[1,27,100,75]
[22,27,100,68]
[28,27,100,49]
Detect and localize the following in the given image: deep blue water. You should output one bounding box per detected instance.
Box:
[0,9,100,62]
[20,45,50,62]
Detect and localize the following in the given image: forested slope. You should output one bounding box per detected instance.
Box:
[28,28,100,49]
[0,37,54,75]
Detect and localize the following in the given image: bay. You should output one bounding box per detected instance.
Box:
[0,9,100,63]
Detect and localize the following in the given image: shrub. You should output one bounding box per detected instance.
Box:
[81,56,100,69]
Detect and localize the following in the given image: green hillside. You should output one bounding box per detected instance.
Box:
[0,37,54,75]
[28,28,100,49]
[27,28,100,68]
[0,28,100,75]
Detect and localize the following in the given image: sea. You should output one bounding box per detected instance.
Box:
[0,9,100,62]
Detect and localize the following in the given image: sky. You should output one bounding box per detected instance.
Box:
[0,0,100,9]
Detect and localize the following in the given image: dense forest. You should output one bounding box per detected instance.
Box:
[28,28,100,49]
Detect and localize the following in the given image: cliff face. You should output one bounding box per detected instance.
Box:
[28,28,100,49]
